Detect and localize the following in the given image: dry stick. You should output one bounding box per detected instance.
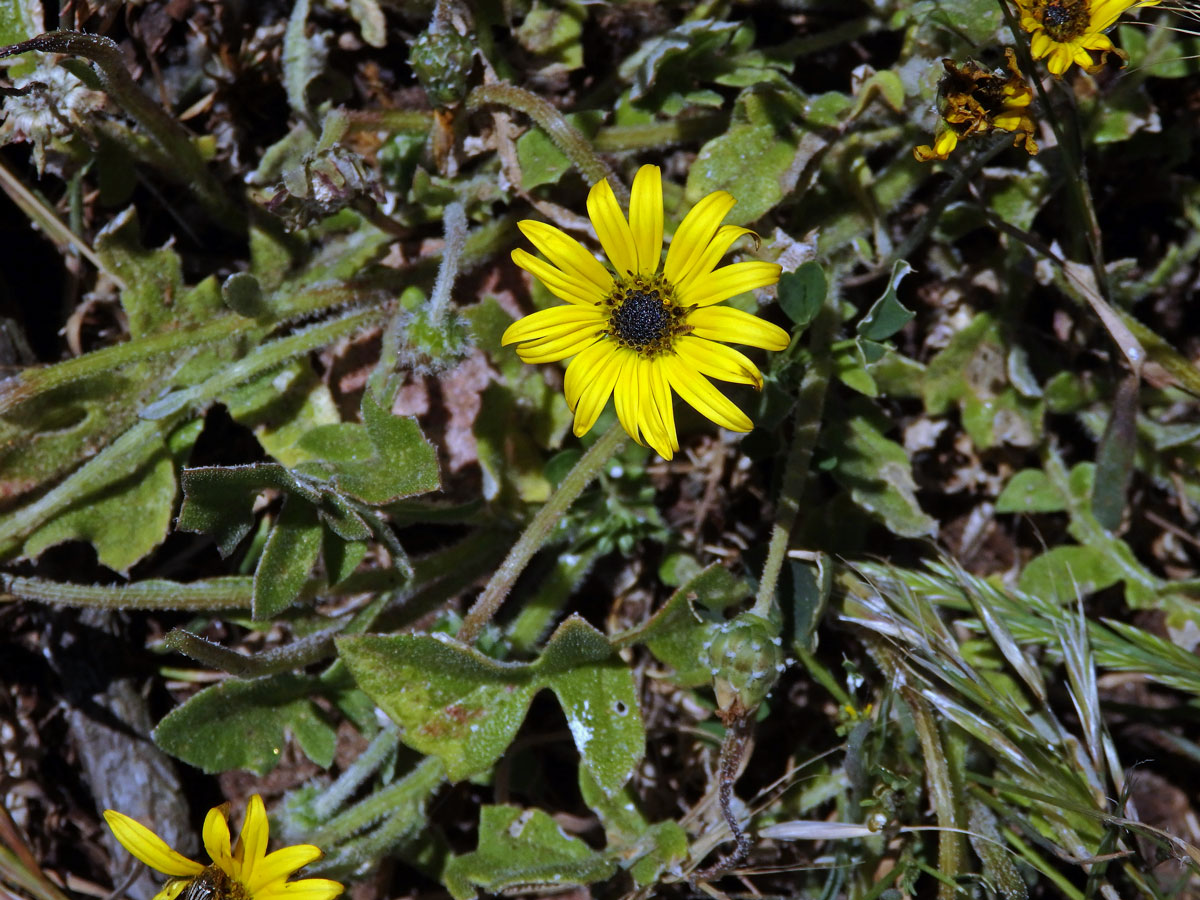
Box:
[692,716,753,882]
[0,31,244,232]
[457,422,626,646]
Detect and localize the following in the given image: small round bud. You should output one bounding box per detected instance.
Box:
[409,28,474,108]
[705,614,785,721]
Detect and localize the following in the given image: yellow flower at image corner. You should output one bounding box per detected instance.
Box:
[104,795,343,900]
[914,49,1039,162]
[501,165,791,461]
[1017,0,1160,76]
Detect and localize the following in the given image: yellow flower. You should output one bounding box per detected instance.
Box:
[104,796,343,900]
[1017,0,1160,76]
[914,50,1039,161]
[501,165,790,460]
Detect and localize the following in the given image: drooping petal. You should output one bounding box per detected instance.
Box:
[688,306,791,350]
[628,165,664,276]
[236,796,270,889]
[675,336,763,388]
[573,346,625,436]
[246,846,324,894]
[649,359,679,457]
[1029,30,1052,59]
[501,305,606,346]
[636,357,673,460]
[613,352,643,446]
[254,879,345,900]
[512,249,607,306]
[515,328,604,364]
[564,339,615,411]
[663,191,736,284]
[517,220,613,293]
[104,811,205,878]
[676,260,782,307]
[587,177,638,276]
[202,806,234,873]
[662,355,753,433]
[673,225,757,293]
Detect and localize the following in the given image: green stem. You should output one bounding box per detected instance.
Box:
[751,295,838,619]
[313,723,402,821]
[162,623,346,676]
[309,756,445,848]
[458,422,626,645]
[1,574,255,609]
[592,113,728,152]
[140,305,388,420]
[0,283,379,417]
[466,82,623,202]
[0,31,244,231]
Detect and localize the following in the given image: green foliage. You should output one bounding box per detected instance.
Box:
[338,615,644,795]
[5,2,1200,899]
[154,674,337,775]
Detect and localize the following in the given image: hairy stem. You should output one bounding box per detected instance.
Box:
[752,291,838,619]
[466,82,623,202]
[313,722,402,821]
[458,422,626,645]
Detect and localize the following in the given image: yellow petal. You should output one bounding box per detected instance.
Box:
[662,355,753,433]
[573,346,625,436]
[564,339,615,411]
[673,225,758,295]
[254,878,345,900]
[676,260,781,307]
[663,191,735,284]
[516,328,604,364]
[246,846,324,894]
[153,880,191,900]
[236,796,270,889]
[587,176,638,276]
[517,221,613,294]
[675,336,763,388]
[502,305,606,346]
[932,128,959,159]
[513,249,606,306]
[1030,31,1052,59]
[104,811,205,878]
[202,806,233,873]
[688,306,791,350]
[613,352,644,446]
[1047,44,1072,75]
[649,359,679,457]
[635,357,672,460]
[628,165,663,276]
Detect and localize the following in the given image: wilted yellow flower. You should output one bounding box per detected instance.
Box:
[1017,0,1160,76]
[502,164,790,460]
[104,796,343,900]
[914,49,1039,161]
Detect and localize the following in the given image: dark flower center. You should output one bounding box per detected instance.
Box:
[612,289,669,347]
[1039,0,1089,41]
[603,274,690,357]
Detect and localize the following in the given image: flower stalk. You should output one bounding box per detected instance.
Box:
[466,83,623,203]
[751,291,838,620]
[457,421,626,645]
